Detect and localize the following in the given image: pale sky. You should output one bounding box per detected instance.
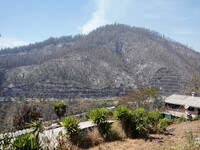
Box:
[0,0,200,52]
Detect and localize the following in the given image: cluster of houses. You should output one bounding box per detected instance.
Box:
[163,92,200,119]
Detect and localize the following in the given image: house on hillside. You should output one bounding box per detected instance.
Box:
[163,94,200,119]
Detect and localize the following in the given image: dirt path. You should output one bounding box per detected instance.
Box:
[89,120,200,150]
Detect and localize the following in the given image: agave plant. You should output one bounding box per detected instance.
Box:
[132,107,149,138]
[61,116,80,145]
[88,108,112,141]
[114,106,134,138]
[29,120,44,133]
[12,133,42,150]
[53,102,67,120]
[12,120,43,150]
[147,110,162,132]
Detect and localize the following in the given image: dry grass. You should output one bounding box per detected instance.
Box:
[89,120,200,150]
[110,121,126,140]
[83,128,104,148]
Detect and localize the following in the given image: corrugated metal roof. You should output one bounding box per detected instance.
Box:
[165,94,200,108]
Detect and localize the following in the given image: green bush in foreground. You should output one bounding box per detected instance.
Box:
[12,120,43,150]
[62,116,80,144]
[114,106,134,138]
[147,110,162,133]
[158,118,172,131]
[88,108,111,141]
[115,107,164,138]
[12,133,42,150]
[132,107,149,138]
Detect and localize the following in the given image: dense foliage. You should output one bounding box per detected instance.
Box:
[132,107,149,137]
[147,110,162,132]
[115,106,169,138]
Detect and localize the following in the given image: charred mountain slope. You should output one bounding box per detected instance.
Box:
[0,24,200,98]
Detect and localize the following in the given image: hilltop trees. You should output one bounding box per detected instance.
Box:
[118,87,163,110]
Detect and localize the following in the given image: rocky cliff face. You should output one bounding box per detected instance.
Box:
[0,24,200,98]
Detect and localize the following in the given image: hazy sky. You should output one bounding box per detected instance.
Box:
[0,0,200,52]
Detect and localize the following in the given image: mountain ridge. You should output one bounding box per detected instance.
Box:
[0,24,200,98]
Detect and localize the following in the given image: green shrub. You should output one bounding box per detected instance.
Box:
[62,116,80,144]
[88,108,110,124]
[53,102,67,120]
[88,108,112,141]
[12,120,43,150]
[175,116,187,123]
[29,120,44,132]
[115,107,152,138]
[132,107,149,138]
[158,118,172,131]
[114,106,134,138]
[147,110,162,124]
[12,133,41,150]
[147,110,162,132]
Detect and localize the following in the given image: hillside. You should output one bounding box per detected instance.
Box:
[0,24,200,98]
[89,120,200,150]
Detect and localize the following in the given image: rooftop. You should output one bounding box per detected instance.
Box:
[165,94,200,108]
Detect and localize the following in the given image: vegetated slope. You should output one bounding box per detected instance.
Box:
[0,24,200,98]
